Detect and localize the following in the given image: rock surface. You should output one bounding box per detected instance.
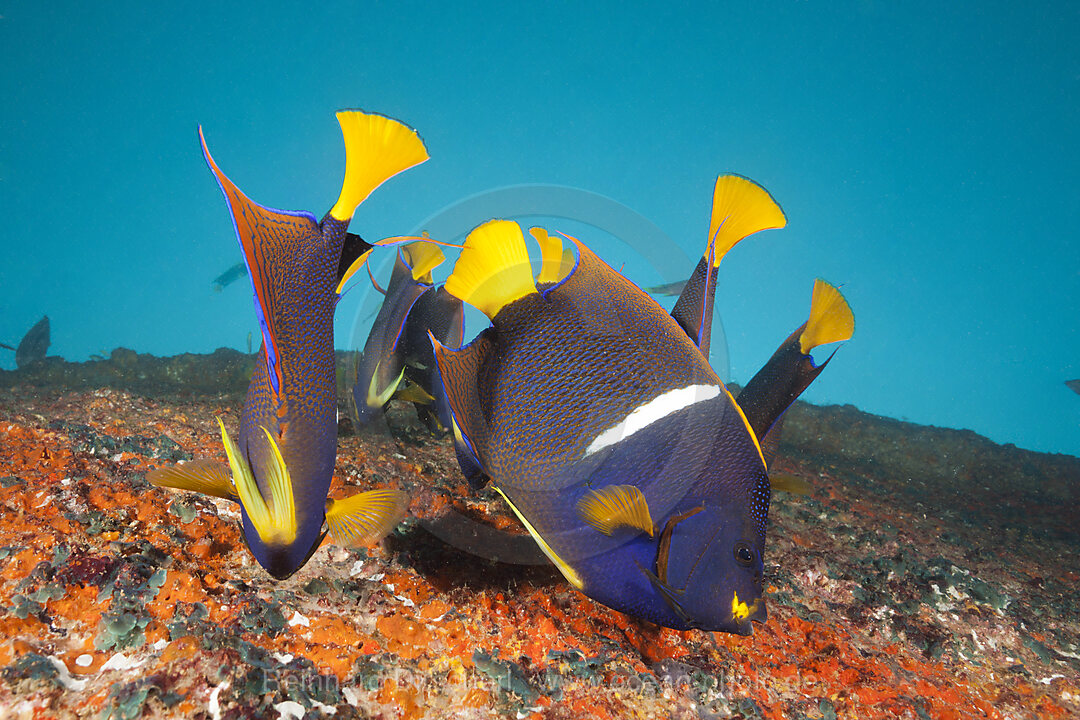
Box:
[0,351,1076,719]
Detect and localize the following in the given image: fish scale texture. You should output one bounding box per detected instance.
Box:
[476,240,724,492]
[234,209,348,545]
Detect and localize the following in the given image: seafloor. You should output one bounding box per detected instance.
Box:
[0,349,1076,720]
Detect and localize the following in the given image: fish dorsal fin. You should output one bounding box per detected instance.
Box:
[529,226,567,284]
[329,110,429,222]
[335,232,375,295]
[325,489,409,547]
[218,418,297,545]
[799,279,854,354]
[200,128,321,398]
[769,472,811,495]
[430,328,497,481]
[670,175,786,354]
[445,220,537,319]
[706,174,786,268]
[401,241,444,283]
[147,459,238,502]
[576,485,654,537]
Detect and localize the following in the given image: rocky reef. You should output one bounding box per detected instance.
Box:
[0,350,1076,719]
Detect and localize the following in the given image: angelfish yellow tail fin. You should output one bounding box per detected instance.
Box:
[325,489,409,547]
[330,111,429,222]
[799,279,854,354]
[707,175,787,267]
[445,220,537,319]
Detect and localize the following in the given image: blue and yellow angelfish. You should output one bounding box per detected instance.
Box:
[149,111,427,579]
[431,176,853,633]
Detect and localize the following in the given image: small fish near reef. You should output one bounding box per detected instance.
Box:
[149,110,427,579]
[351,241,464,431]
[432,175,854,633]
[1,315,50,368]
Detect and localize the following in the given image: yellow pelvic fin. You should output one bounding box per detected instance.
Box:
[147,459,238,501]
[367,361,405,408]
[402,241,445,283]
[335,248,374,295]
[218,418,297,545]
[706,175,787,267]
[326,489,409,547]
[394,379,435,405]
[769,472,812,495]
[799,279,854,355]
[445,220,537,319]
[495,487,584,590]
[529,226,565,284]
[329,110,429,222]
[576,485,654,537]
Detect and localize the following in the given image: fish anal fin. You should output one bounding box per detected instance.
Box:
[330,111,429,222]
[147,459,238,502]
[576,485,654,537]
[445,220,537,319]
[326,489,409,547]
[799,279,854,354]
[737,279,854,441]
[670,256,716,353]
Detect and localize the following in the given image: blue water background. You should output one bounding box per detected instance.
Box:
[1,2,1077,456]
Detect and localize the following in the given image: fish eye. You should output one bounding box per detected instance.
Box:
[734,542,754,567]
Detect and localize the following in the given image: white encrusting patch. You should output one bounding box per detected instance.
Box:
[585,384,721,456]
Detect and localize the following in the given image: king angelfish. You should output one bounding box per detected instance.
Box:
[352,241,463,431]
[149,111,427,579]
[432,175,853,633]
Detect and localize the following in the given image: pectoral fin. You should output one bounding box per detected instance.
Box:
[325,489,409,547]
[147,459,238,502]
[576,485,654,537]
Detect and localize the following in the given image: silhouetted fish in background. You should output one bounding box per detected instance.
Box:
[211,262,247,292]
[1066,379,1080,396]
[149,110,427,579]
[432,175,853,633]
[351,241,463,431]
[645,279,689,296]
[0,316,50,368]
